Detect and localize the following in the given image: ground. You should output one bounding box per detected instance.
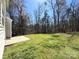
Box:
[3,33,79,59]
[5,36,29,45]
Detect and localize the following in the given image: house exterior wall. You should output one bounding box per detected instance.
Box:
[2,0,12,38]
[0,26,5,59]
[0,0,12,59]
[0,0,6,59]
[5,0,12,38]
[5,17,12,38]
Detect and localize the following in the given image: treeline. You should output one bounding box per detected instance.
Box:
[8,0,79,36]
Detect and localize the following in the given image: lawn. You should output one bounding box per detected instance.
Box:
[3,33,79,59]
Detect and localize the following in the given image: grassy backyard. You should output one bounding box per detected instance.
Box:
[3,33,79,59]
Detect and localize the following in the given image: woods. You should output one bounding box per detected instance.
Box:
[8,0,79,36]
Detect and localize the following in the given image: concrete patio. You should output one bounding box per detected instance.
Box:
[5,36,30,46]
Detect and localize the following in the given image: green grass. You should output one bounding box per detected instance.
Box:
[3,33,79,59]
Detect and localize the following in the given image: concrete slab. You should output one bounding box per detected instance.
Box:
[5,36,30,46]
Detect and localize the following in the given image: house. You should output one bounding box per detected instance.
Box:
[0,0,12,59]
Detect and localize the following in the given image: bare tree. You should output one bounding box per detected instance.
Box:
[8,0,29,35]
[34,4,44,33]
[48,0,66,32]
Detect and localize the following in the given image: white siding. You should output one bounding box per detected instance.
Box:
[0,0,11,58]
[0,1,5,59]
[0,25,5,59]
[5,17,12,38]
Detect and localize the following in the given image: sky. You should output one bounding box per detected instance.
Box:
[23,0,78,22]
[24,0,47,22]
[24,0,72,13]
[24,0,47,13]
